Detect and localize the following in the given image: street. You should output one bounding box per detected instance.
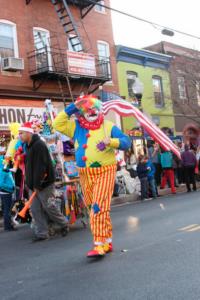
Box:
[1,191,200,300]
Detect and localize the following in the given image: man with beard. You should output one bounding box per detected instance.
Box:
[53,95,131,257]
[19,122,69,241]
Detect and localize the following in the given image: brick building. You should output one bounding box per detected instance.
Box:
[0,0,118,131]
[146,41,200,134]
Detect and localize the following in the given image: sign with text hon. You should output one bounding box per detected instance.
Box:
[67,51,96,77]
[0,106,45,127]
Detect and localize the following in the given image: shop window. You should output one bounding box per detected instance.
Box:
[127,71,138,99]
[0,20,18,59]
[95,1,106,13]
[152,76,164,107]
[177,76,187,99]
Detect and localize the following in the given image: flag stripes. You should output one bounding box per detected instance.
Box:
[103,100,180,158]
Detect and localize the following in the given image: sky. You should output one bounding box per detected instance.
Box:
[110,0,200,50]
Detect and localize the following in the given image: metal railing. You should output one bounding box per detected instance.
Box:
[27,47,111,80]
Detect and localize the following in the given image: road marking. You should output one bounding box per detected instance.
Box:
[187,225,200,232]
[179,224,200,232]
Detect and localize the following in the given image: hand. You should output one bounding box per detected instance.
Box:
[75,99,88,109]
[34,189,39,194]
[103,137,111,146]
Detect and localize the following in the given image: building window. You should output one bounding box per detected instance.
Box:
[68,35,82,52]
[152,76,164,107]
[196,81,200,106]
[127,71,138,99]
[97,41,111,79]
[0,20,18,59]
[152,116,160,126]
[177,76,187,99]
[95,1,105,13]
[33,27,52,71]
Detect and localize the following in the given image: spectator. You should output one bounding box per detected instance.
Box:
[160,150,176,194]
[0,155,16,231]
[146,157,157,199]
[126,149,137,178]
[196,146,200,173]
[137,155,149,200]
[148,142,161,186]
[19,122,69,242]
[172,153,181,187]
[181,144,197,192]
[176,141,184,184]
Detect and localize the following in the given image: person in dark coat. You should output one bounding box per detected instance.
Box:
[137,155,149,200]
[181,144,197,192]
[19,122,68,242]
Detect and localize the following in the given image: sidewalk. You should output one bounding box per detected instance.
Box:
[112,182,200,206]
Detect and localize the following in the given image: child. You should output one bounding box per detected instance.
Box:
[137,155,149,200]
[0,155,16,231]
[146,158,157,199]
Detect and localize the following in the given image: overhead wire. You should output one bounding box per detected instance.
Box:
[88,0,200,41]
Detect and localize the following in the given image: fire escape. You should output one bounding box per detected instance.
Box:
[26,0,110,103]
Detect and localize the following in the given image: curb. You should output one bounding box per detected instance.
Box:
[112,193,139,206]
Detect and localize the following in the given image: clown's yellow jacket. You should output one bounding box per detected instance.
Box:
[53,103,131,168]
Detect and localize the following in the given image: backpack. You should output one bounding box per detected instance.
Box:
[0,156,15,193]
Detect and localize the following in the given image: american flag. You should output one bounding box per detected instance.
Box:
[103,100,181,158]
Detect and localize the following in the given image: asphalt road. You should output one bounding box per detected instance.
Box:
[1,192,200,300]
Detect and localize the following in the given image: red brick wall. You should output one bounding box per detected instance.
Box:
[0,0,118,99]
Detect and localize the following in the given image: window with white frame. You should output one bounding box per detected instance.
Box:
[68,35,82,52]
[95,1,105,13]
[33,27,52,71]
[0,20,18,59]
[97,41,111,79]
[177,76,187,99]
[152,76,164,107]
[127,71,138,99]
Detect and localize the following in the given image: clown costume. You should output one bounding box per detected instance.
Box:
[53,95,131,257]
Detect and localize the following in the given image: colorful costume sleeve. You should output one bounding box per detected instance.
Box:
[5,138,18,159]
[110,126,131,150]
[53,103,78,138]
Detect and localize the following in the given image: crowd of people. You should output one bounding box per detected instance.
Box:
[0,122,69,238]
[124,140,199,200]
[1,131,199,235]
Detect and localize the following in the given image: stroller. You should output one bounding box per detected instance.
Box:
[115,174,127,195]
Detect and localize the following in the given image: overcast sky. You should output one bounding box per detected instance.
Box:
[110,0,200,50]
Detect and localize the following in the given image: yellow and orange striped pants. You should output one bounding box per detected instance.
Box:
[79,165,116,244]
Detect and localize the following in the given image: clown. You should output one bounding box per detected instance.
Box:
[53,95,131,257]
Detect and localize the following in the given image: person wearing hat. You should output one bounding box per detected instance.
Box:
[53,95,131,257]
[19,122,69,241]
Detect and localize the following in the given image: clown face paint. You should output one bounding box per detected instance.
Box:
[83,107,100,123]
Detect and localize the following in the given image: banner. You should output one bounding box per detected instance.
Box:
[67,51,96,77]
[0,106,45,127]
